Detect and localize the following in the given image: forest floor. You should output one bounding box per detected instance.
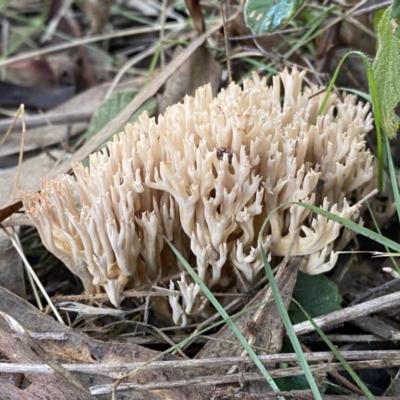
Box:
[0,1,399,399]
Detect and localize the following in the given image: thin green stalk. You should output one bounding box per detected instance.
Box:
[290,298,375,400]
[257,201,400,255]
[316,50,384,192]
[290,202,400,253]
[385,135,400,226]
[366,201,400,274]
[283,5,336,59]
[165,238,284,398]
[145,44,162,85]
[258,228,322,398]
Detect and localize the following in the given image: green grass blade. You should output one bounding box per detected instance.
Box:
[366,58,384,193]
[283,202,400,253]
[258,230,322,398]
[385,135,400,225]
[291,298,376,400]
[366,202,400,274]
[337,87,371,102]
[164,237,284,397]
[283,5,336,59]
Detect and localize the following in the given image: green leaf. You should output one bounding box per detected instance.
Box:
[85,90,156,141]
[373,5,400,139]
[244,0,304,34]
[82,90,156,168]
[289,273,342,325]
[275,375,310,391]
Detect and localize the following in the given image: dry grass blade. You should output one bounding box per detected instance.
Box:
[13,105,26,200]
[0,112,92,134]
[1,225,63,323]
[1,350,400,374]
[0,23,186,68]
[0,104,24,150]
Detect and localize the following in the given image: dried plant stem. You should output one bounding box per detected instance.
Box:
[13,105,26,200]
[54,289,248,302]
[41,0,73,43]
[1,225,64,324]
[1,349,398,375]
[219,0,232,83]
[0,104,24,150]
[89,359,400,395]
[1,17,8,80]
[104,37,171,99]
[293,290,400,335]
[0,112,92,134]
[159,0,167,69]
[0,23,187,68]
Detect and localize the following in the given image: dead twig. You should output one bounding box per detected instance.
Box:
[0,112,92,134]
[293,290,400,335]
[89,359,400,395]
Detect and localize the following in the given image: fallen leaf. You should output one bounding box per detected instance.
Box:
[0,80,137,158]
[0,151,63,210]
[0,228,25,299]
[184,0,205,34]
[157,45,221,114]
[244,0,304,34]
[197,257,301,360]
[84,0,113,34]
[5,58,56,88]
[196,257,301,393]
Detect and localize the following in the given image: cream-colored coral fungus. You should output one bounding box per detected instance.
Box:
[22,67,374,325]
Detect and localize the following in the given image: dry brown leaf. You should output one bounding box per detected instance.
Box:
[0,228,25,299]
[43,2,97,90]
[184,0,205,35]
[5,58,56,88]
[0,310,91,395]
[196,258,301,364]
[84,0,113,34]
[193,257,301,395]
[0,151,63,211]
[0,81,76,110]
[339,15,376,56]
[157,45,221,114]
[0,124,86,160]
